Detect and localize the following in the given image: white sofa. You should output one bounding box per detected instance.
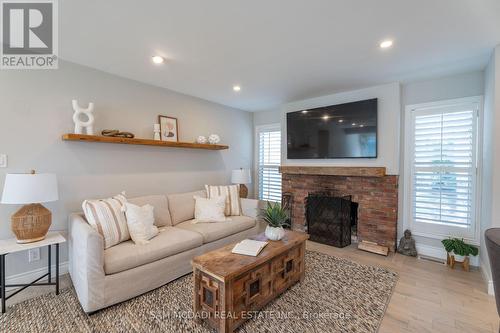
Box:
[68,190,264,313]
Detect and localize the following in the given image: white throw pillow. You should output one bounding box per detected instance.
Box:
[123,202,159,245]
[82,192,130,249]
[193,195,228,223]
[205,184,241,216]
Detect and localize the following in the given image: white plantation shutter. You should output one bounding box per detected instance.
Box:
[257,125,281,201]
[408,98,479,239]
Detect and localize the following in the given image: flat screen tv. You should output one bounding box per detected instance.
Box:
[287,98,377,159]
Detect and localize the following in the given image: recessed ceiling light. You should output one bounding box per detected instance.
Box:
[379,40,393,49]
[360,124,364,128]
[301,110,308,114]
[233,85,241,92]
[152,56,164,64]
[322,115,329,120]
[338,119,344,123]
[352,123,356,126]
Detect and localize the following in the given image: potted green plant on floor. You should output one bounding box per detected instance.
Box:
[260,202,290,241]
[441,237,478,262]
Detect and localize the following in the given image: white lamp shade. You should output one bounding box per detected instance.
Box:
[1,173,59,204]
[231,169,252,184]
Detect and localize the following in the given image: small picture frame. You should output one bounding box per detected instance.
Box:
[158,115,179,142]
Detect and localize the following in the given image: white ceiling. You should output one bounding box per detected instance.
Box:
[60,0,500,111]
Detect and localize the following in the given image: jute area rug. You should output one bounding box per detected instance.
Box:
[1,251,397,333]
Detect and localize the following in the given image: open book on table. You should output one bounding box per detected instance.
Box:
[231,239,269,257]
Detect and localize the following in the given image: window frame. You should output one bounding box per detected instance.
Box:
[403,96,483,244]
[254,123,282,201]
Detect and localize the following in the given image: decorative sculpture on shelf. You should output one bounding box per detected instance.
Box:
[72,99,95,135]
[101,130,135,138]
[196,136,207,144]
[153,124,161,141]
[208,134,220,144]
[397,229,417,257]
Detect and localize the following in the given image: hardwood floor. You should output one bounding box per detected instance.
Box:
[307,241,499,333]
[5,241,499,333]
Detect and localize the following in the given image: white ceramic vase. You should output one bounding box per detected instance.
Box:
[265,225,285,241]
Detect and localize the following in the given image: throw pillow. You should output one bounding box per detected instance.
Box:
[82,193,130,249]
[123,202,159,245]
[193,195,227,223]
[205,184,241,216]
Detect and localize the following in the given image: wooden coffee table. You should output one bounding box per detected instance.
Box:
[191,230,309,333]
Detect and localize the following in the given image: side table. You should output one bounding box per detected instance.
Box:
[0,232,66,313]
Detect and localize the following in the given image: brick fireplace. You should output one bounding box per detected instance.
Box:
[280,166,398,251]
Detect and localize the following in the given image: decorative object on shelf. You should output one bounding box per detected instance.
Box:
[397,229,417,257]
[1,171,59,243]
[281,192,293,229]
[158,115,178,142]
[196,136,207,144]
[260,202,289,241]
[101,129,135,138]
[72,99,95,135]
[231,168,252,198]
[442,237,478,271]
[208,134,220,144]
[153,124,161,141]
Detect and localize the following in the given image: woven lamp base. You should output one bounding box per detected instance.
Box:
[11,203,52,244]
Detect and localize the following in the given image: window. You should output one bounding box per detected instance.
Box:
[405,97,481,240]
[256,124,281,201]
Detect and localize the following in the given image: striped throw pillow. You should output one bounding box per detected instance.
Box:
[205,185,241,216]
[82,193,130,249]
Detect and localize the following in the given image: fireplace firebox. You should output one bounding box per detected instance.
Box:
[305,192,358,248]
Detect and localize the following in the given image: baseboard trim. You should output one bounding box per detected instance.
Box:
[5,261,69,292]
[480,258,495,295]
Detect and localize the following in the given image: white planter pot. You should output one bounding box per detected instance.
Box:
[452,251,466,262]
[265,226,285,241]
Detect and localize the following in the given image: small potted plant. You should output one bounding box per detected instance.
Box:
[260,202,290,241]
[441,237,478,262]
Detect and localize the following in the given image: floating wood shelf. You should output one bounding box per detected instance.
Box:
[62,134,229,150]
[279,166,386,177]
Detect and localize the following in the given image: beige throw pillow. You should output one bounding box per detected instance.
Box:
[123,202,159,245]
[205,184,241,216]
[82,193,130,249]
[193,195,228,223]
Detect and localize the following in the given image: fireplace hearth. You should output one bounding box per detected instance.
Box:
[306,192,358,248]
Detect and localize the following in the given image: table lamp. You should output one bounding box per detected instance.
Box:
[231,168,252,198]
[1,171,59,243]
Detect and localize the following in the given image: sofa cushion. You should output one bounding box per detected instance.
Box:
[175,215,256,243]
[104,227,203,275]
[128,195,171,227]
[167,190,206,225]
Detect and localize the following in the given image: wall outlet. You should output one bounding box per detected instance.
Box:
[28,248,40,262]
[0,154,6,168]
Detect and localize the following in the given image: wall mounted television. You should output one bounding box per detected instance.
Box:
[287,98,377,159]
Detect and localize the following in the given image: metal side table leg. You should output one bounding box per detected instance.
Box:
[1,254,5,313]
[56,244,59,295]
[48,245,51,284]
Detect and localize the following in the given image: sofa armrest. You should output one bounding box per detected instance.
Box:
[241,198,266,219]
[68,213,106,313]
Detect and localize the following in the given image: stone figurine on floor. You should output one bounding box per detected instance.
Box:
[397,229,417,257]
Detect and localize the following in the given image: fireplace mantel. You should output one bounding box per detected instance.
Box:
[279,166,386,177]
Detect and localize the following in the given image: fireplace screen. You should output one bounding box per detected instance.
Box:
[306,192,356,248]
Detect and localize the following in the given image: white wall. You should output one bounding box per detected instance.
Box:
[480,46,500,291]
[0,61,253,277]
[280,83,401,175]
